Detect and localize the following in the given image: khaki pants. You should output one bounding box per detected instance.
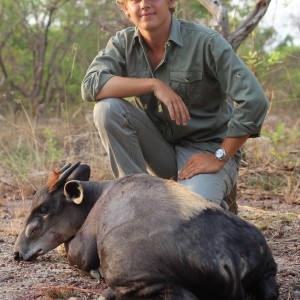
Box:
[93,98,239,209]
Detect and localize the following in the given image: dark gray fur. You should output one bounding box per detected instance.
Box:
[14,163,278,300]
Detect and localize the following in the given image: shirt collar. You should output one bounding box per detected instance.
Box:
[168,16,183,47]
[133,16,183,47]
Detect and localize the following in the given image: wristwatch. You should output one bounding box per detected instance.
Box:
[215,147,230,162]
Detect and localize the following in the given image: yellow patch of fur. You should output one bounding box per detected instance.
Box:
[164,180,219,220]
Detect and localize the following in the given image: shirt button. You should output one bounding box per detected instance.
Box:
[166,42,170,47]
[185,78,189,83]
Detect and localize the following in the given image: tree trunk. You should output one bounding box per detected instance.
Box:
[197,0,272,51]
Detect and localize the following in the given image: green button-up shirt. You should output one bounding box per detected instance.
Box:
[82,17,269,151]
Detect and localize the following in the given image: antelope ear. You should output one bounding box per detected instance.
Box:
[64,180,84,204]
[67,163,91,182]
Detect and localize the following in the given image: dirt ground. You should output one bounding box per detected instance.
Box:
[0,166,299,300]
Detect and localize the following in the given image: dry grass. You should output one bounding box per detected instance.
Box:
[239,205,298,233]
[0,111,113,181]
[241,113,300,206]
[0,102,299,213]
[42,285,103,299]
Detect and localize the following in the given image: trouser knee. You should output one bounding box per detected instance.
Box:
[93,98,126,132]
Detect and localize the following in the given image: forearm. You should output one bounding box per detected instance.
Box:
[178,135,250,180]
[95,75,190,125]
[220,135,250,158]
[96,76,156,100]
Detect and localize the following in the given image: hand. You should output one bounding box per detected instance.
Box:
[178,153,225,180]
[153,79,190,126]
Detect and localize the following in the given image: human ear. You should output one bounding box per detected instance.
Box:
[168,0,175,10]
[121,5,130,18]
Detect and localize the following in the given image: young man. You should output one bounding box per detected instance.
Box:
[81,0,269,212]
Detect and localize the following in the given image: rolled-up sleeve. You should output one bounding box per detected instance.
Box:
[205,33,269,138]
[81,33,126,102]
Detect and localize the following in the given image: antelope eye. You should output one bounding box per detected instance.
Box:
[38,206,49,215]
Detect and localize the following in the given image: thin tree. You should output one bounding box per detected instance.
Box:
[198,0,272,51]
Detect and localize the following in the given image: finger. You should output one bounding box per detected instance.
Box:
[178,101,190,126]
[183,104,190,122]
[172,101,182,125]
[178,168,198,180]
[166,99,183,125]
[167,102,176,121]
[170,100,188,126]
[178,164,198,180]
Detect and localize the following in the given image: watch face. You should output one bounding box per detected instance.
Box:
[216,148,225,158]
[215,148,226,160]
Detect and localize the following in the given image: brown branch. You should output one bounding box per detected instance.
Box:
[228,0,272,51]
[0,17,23,91]
[31,4,57,99]
[197,0,272,51]
[0,53,8,84]
[197,0,229,39]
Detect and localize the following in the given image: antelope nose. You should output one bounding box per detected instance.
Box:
[13,251,23,261]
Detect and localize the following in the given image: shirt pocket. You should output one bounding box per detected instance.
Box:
[170,70,203,105]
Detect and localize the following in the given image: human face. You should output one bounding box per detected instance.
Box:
[122,0,175,33]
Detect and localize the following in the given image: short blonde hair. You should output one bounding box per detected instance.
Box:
[116,0,176,14]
